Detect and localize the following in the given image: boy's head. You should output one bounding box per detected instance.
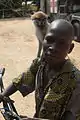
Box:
[31,11,48,27]
[43,19,74,65]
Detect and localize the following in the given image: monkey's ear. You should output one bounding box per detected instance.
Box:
[47,16,51,23]
[31,14,34,20]
[31,11,48,20]
[31,12,36,20]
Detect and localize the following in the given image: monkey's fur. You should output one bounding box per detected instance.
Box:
[31,11,50,57]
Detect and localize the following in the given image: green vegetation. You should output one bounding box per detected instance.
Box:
[0,0,40,18]
[0,0,22,9]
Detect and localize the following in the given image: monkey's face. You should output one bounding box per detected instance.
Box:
[33,17,47,28]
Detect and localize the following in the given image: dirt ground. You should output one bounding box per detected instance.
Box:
[0,18,80,119]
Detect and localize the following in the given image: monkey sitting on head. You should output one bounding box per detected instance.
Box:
[31,11,50,57]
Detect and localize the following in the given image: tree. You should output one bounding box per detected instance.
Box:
[0,0,22,9]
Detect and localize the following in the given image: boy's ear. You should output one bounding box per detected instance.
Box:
[68,43,74,54]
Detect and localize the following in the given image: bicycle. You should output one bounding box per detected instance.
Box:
[0,67,23,120]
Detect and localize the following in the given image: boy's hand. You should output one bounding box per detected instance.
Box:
[0,93,14,103]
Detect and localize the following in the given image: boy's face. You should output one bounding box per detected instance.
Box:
[43,28,73,65]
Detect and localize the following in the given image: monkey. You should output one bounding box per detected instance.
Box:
[31,11,50,57]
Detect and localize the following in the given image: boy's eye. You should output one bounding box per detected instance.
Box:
[41,18,46,21]
[47,39,54,44]
[58,41,65,45]
[45,36,54,44]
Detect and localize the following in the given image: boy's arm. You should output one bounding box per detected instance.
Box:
[0,70,35,99]
[0,82,17,102]
[0,58,40,98]
[0,69,35,99]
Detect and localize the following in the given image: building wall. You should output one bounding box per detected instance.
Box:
[40,0,45,12]
[47,0,50,15]
[40,0,50,15]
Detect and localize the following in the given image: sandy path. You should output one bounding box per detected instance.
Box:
[0,18,38,119]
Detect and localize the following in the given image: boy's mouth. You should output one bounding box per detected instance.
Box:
[45,51,58,59]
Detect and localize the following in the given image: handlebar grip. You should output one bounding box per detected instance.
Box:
[0,68,5,76]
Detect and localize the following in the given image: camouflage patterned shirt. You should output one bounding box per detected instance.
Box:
[12,58,80,120]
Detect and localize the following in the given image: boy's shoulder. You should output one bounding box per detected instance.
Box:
[73,66,80,82]
[61,59,80,82]
[68,59,80,82]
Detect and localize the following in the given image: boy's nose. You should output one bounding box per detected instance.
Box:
[48,46,53,51]
[48,44,56,51]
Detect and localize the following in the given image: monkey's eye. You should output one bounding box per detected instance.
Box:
[33,18,46,21]
[41,18,46,21]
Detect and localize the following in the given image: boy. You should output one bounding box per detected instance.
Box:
[0,19,80,120]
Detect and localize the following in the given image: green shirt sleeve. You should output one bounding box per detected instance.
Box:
[12,58,41,96]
